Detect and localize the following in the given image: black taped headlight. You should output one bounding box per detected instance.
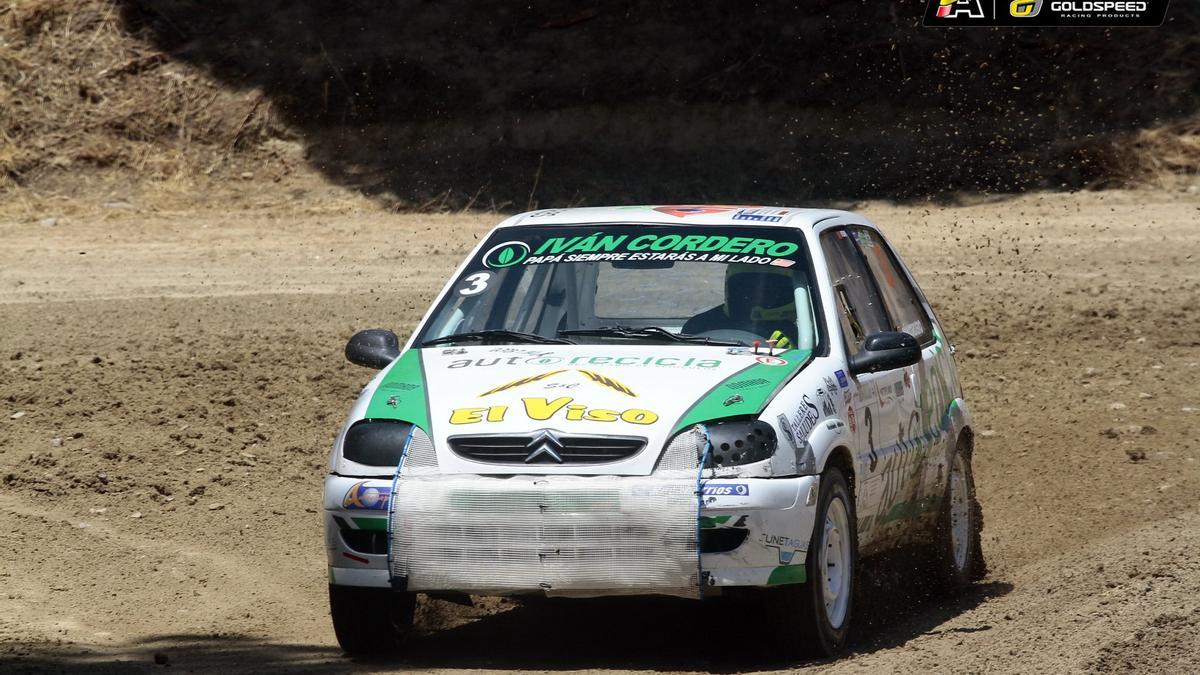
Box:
[705,420,777,468]
[343,420,412,467]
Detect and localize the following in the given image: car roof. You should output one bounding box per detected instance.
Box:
[501,205,863,230]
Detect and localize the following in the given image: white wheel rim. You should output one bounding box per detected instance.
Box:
[948,454,971,571]
[820,495,852,629]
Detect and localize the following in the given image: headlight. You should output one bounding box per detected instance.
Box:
[704,419,777,468]
[343,420,412,467]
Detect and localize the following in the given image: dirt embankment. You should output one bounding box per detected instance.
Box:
[1,188,1198,672]
[3,0,1200,208]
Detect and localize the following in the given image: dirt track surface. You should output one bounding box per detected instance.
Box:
[1,189,1199,673]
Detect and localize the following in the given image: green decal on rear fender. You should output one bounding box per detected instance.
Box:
[364,350,431,432]
[671,349,812,433]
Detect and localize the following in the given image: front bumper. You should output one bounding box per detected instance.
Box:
[322,473,818,596]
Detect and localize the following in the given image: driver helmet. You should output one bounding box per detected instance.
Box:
[722,264,796,322]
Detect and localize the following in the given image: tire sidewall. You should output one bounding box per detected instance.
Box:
[805,468,857,653]
[935,447,978,591]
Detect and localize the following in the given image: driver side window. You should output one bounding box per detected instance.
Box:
[821,229,890,356]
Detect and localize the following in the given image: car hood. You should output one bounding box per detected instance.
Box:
[360,344,811,475]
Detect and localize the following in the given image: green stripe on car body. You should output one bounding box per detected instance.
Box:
[699,515,733,529]
[350,517,388,531]
[767,564,807,585]
[364,350,431,432]
[671,349,813,433]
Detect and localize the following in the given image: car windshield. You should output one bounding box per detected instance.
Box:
[416,224,821,350]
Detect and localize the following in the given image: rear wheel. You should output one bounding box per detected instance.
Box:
[931,448,984,592]
[771,467,856,657]
[329,584,416,655]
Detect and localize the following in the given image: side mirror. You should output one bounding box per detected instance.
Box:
[346,329,401,369]
[848,331,921,376]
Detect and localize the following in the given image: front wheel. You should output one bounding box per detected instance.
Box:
[329,584,416,655]
[770,467,857,657]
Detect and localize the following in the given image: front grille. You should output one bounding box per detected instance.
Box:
[448,430,646,465]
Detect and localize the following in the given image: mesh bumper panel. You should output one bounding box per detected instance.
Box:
[389,474,699,596]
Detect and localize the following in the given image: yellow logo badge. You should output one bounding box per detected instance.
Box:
[1010,0,1043,17]
[450,397,658,426]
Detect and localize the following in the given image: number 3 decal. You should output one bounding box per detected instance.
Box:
[458,272,490,296]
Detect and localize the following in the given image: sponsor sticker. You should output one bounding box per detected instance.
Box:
[782,394,822,443]
[763,533,807,565]
[515,231,801,268]
[447,354,722,369]
[482,241,530,269]
[755,355,788,366]
[576,369,637,397]
[479,370,566,397]
[1010,0,1044,15]
[652,206,740,218]
[478,369,637,398]
[449,396,659,425]
[473,224,808,271]
[835,370,850,389]
[731,207,790,223]
[725,377,770,390]
[342,482,391,510]
[701,483,750,497]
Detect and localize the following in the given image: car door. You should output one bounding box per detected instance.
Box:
[845,226,949,543]
[818,228,905,551]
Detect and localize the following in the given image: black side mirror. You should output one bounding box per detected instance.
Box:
[346,329,401,369]
[848,331,921,376]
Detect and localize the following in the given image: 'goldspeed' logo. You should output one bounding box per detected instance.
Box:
[1049,1,1148,10]
[1010,0,1044,15]
[927,0,1167,24]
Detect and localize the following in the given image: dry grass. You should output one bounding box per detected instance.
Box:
[1132,119,1200,180]
[0,0,283,189]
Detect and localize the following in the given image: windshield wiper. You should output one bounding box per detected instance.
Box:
[557,326,743,346]
[422,330,574,347]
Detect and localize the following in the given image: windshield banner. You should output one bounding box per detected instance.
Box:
[481,227,803,270]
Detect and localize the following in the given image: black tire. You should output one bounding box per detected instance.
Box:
[329,584,416,655]
[770,467,857,658]
[930,444,985,593]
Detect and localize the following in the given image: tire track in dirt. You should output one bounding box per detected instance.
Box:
[0,493,328,649]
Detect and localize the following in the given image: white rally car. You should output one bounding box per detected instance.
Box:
[323,205,983,656]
